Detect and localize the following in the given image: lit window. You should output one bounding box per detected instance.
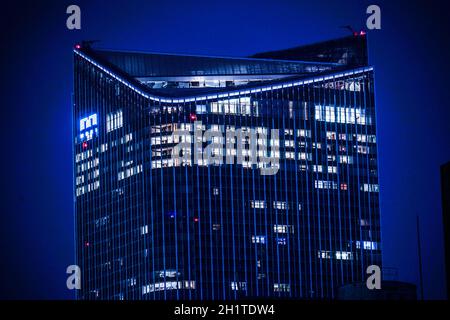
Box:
[75,149,93,163]
[315,105,370,125]
[315,180,338,190]
[273,283,290,292]
[127,278,136,287]
[339,155,353,164]
[273,225,294,234]
[326,131,336,140]
[251,200,266,209]
[121,133,133,144]
[76,176,84,186]
[252,235,266,244]
[79,114,98,141]
[94,216,109,229]
[312,165,323,173]
[327,166,337,174]
[231,281,247,291]
[360,219,370,226]
[361,184,379,193]
[273,201,288,210]
[357,145,370,154]
[80,113,97,131]
[285,151,295,159]
[141,225,148,235]
[155,270,179,278]
[142,281,195,294]
[297,129,311,138]
[210,97,252,115]
[195,104,207,114]
[75,175,100,197]
[106,110,123,133]
[335,251,353,260]
[288,101,294,119]
[118,164,143,181]
[356,241,378,250]
[357,134,367,143]
[285,140,294,148]
[317,250,332,259]
[298,152,312,161]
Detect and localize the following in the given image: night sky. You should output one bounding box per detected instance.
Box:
[1,0,449,299]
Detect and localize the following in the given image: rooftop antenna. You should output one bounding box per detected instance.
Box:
[340,25,366,37]
[340,25,356,35]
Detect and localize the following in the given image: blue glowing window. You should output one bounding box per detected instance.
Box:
[79,114,98,141]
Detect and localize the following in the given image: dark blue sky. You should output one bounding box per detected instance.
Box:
[1,0,449,299]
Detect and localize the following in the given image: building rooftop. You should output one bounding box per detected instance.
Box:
[91,49,338,78]
[75,34,369,99]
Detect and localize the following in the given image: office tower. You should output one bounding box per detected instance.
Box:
[441,161,450,299]
[73,34,381,299]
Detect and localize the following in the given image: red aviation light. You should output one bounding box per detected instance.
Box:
[75,44,81,49]
[353,30,366,37]
[189,113,197,121]
[82,141,88,149]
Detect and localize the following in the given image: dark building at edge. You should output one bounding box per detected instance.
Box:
[441,161,450,299]
[72,34,382,300]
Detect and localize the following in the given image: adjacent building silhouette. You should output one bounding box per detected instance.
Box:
[73,34,381,299]
[441,161,450,299]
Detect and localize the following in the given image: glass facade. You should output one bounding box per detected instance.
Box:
[73,35,381,300]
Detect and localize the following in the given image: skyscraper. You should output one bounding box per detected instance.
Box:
[73,34,381,300]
